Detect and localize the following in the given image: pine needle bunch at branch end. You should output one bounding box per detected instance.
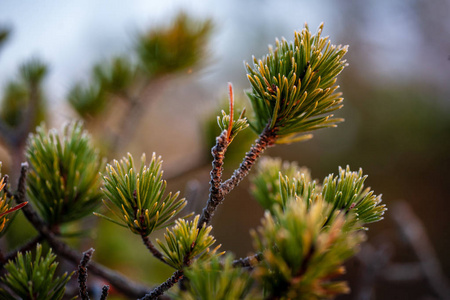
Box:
[0,244,73,300]
[252,197,365,299]
[246,23,348,144]
[137,12,213,77]
[156,215,223,270]
[251,157,316,212]
[26,122,104,226]
[97,152,188,236]
[217,83,250,143]
[321,166,387,228]
[174,253,256,300]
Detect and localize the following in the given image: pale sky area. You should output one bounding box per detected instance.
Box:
[0,1,446,107]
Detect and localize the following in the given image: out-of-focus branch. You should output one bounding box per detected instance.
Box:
[110,76,168,154]
[355,243,392,300]
[391,201,450,300]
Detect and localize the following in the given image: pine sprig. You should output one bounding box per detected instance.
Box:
[26,122,104,226]
[217,83,249,143]
[251,157,316,212]
[251,197,365,299]
[137,13,213,77]
[174,254,255,300]
[156,215,223,270]
[0,244,73,300]
[322,166,386,227]
[97,152,188,236]
[245,23,347,144]
[251,158,386,228]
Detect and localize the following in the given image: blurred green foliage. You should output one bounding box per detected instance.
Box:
[0,58,47,129]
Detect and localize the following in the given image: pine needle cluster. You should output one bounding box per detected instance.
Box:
[0,244,73,300]
[97,153,187,236]
[26,122,104,226]
[246,24,347,144]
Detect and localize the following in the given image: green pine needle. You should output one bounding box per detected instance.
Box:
[136,12,213,77]
[174,254,256,300]
[0,244,73,300]
[156,215,223,270]
[217,109,249,142]
[251,197,364,299]
[99,152,188,236]
[246,23,347,144]
[251,157,386,229]
[26,122,104,226]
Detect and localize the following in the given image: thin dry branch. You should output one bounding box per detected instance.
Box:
[138,270,184,300]
[391,201,450,300]
[141,233,170,266]
[78,248,95,300]
[198,130,229,228]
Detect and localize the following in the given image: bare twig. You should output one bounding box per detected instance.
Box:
[141,234,169,266]
[232,252,263,268]
[198,130,229,228]
[13,163,150,298]
[138,270,184,300]
[221,125,277,195]
[391,201,450,300]
[199,125,277,228]
[100,285,110,300]
[78,248,95,300]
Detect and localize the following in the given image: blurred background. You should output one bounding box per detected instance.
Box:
[0,0,449,299]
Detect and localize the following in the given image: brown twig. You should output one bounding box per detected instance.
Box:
[232,252,263,268]
[141,233,169,266]
[199,125,277,228]
[198,130,229,228]
[221,125,277,195]
[100,285,110,300]
[78,248,95,300]
[138,270,184,300]
[13,163,150,298]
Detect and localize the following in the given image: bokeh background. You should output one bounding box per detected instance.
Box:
[1,0,449,299]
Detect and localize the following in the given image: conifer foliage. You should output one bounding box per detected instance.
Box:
[0,21,387,300]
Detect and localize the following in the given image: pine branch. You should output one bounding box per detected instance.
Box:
[221,125,277,195]
[141,233,170,266]
[198,130,229,228]
[78,248,94,300]
[232,252,263,268]
[13,163,151,298]
[138,270,184,300]
[100,285,110,300]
